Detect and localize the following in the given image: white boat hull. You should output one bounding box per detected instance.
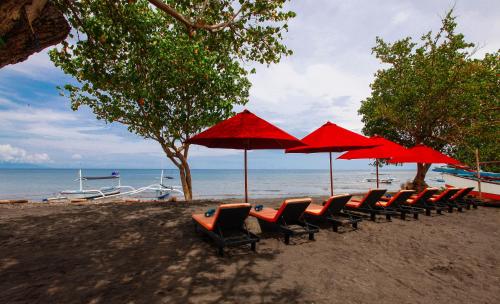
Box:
[443,173,500,201]
[61,188,120,200]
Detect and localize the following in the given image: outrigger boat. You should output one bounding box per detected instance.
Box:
[60,170,132,199]
[58,169,183,200]
[433,166,500,201]
[364,177,397,184]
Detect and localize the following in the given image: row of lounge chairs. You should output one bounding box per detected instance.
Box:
[192,187,478,256]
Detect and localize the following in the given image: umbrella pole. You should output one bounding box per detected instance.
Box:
[329,152,333,196]
[376,159,379,189]
[244,149,248,203]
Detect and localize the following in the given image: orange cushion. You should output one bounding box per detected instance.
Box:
[450,188,465,200]
[406,199,416,205]
[305,203,324,216]
[376,201,389,207]
[250,207,278,221]
[192,203,250,231]
[346,200,362,208]
[192,213,217,231]
[250,198,311,222]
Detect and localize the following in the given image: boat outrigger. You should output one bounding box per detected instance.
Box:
[60,170,133,199]
[58,169,183,201]
[364,177,397,184]
[433,166,500,201]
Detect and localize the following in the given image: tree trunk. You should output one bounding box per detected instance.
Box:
[177,157,193,201]
[160,142,193,201]
[412,163,431,192]
[0,0,70,68]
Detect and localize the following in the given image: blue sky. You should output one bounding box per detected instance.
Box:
[0,0,499,169]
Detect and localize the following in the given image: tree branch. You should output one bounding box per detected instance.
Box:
[148,0,245,32]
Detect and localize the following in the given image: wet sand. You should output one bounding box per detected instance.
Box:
[0,198,499,304]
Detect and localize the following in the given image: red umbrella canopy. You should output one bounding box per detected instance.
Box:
[389,144,461,164]
[188,109,303,150]
[338,135,407,160]
[286,121,376,153]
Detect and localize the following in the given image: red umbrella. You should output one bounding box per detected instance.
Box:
[338,135,408,188]
[389,144,461,165]
[286,122,376,195]
[188,109,303,203]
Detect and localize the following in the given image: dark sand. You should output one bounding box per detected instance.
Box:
[0,197,499,304]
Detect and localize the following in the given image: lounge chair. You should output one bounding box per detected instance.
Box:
[450,187,477,209]
[193,203,259,256]
[403,188,442,216]
[249,198,319,244]
[436,187,472,212]
[376,190,424,220]
[304,194,362,232]
[344,189,396,221]
[428,188,461,213]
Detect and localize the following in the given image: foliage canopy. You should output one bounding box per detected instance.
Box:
[359,9,500,187]
[50,0,295,199]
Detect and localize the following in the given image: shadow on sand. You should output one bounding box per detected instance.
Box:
[0,202,304,303]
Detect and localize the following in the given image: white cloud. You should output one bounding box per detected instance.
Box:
[0,107,77,123]
[71,154,82,160]
[2,50,61,80]
[0,144,50,163]
[0,0,499,169]
[247,60,372,134]
[392,11,410,25]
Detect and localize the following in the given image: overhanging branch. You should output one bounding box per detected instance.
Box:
[148,0,244,32]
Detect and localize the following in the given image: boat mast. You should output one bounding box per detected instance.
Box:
[475,148,482,199]
[79,169,83,192]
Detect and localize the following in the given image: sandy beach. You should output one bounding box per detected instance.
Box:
[0,198,499,304]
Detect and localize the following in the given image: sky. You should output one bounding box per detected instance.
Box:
[0,0,499,170]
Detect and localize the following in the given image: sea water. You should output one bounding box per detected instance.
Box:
[0,169,445,200]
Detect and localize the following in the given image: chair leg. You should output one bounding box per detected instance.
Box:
[386,214,391,221]
[251,242,256,252]
[400,212,406,220]
[448,206,453,213]
[218,246,224,257]
[370,212,376,221]
[309,233,314,241]
[437,209,442,215]
[332,223,339,232]
[426,209,431,216]
[414,213,419,220]
[284,234,290,245]
[353,222,358,230]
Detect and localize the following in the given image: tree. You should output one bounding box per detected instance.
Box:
[50,0,295,200]
[452,52,500,172]
[359,9,499,190]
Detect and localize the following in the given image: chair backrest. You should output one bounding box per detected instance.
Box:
[412,188,439,206]
[324,194,352,214]
[276,198,311,223]
[359,189,387,208]
[386,190,415,208]
[215,203,251,231]
[432,188,460,203]
[450,187,474,200]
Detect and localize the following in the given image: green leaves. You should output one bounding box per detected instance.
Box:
[360,9,499,169]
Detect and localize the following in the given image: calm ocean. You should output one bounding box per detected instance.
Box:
[0,169,445,200]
